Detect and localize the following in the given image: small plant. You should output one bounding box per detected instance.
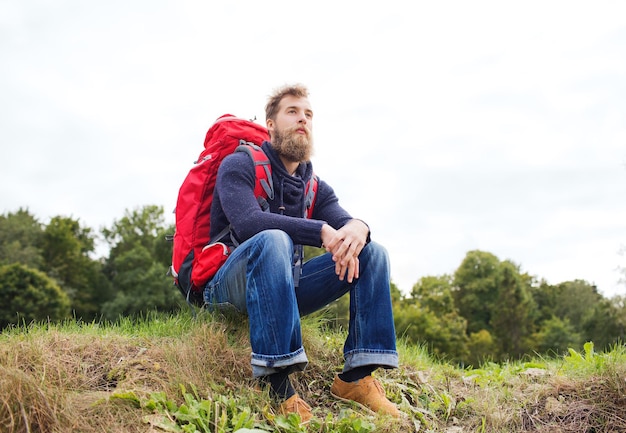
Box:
[308,412,376,433]
[143,384,258,432]
[142,385,379,433]
[562,342,605,375]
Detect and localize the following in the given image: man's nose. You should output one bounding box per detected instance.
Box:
[298,112,307,123]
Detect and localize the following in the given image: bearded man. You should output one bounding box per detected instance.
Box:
[206,84,401,423]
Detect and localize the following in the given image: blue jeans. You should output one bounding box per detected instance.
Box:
[204,229,398,377]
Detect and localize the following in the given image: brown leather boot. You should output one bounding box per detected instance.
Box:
[278,393,313,424]
[330,375,401,417]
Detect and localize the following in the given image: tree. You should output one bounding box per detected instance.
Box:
[102,205,171,262]
[532,316,582,356]
[533,280,602,338]
[101,206,179,318]
[530,279,560,326]
[490,261,536,359]
[452,250,500,334]
[40,216,113,320]
[410,274,456,314]
[101,244,179,318]
[0,208,44,270]
[466,329,497,366]
[553,280,602,328]
[0,263,71,329]
[582,295,626,351]
[395,275,469,362]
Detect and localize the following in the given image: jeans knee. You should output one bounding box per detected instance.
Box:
[362,241,389,265]
[254,229,293,256]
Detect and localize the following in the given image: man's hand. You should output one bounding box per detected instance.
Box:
[321,220,370,283]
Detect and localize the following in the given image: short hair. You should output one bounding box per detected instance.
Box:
[265,84,309,121]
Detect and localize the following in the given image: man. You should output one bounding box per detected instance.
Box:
[205,84,400,422]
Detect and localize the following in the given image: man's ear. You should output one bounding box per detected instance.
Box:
[266,118,274,139]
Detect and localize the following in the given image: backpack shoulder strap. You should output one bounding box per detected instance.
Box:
[236,143,319,218]
[235,143,274,211]
[304,174,318,219]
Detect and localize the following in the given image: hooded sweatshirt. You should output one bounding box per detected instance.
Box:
[210,141,354,249]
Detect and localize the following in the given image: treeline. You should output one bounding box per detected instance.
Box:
[2,206,625,366]
[0,206,180,327]
[396,254,625,365]
[305,244,626,366]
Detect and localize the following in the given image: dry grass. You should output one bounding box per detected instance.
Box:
[0,314,256,433]
[521,375,626,432]
[0,313,625,432]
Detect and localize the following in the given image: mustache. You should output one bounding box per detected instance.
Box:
[286,124,311,136]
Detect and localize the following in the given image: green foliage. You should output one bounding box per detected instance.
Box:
[303,245,325,260]
[102,205,170,263]
[410,274,455,313]
[490,261,536,360]
[101,205,180,319]
[531,279,620,352]
[143,385,257,432]
[41,216,94,281]
[452,250,500,334]
[0,208,44,270]
[142,384,377,433]
[0,209,113,321]
[562,340,626,376]
[562,342,606,376]
[553,280,602,326]
[466,329,496,367]
[394,275,469,362]
[40,215,113,320]
[389,280,403,304]
[464,361,548,388]
[110,390,142,408]
[393,302,469,363]
[532,316,582,356]
[310,413,376,433]
[582,295,626,350]
[0,263,71,329]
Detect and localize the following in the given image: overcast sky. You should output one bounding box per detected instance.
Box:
[2,1,625,297]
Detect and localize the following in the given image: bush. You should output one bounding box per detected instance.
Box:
[0,263,71,329]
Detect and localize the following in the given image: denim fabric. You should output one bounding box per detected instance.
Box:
[204,229,398,377]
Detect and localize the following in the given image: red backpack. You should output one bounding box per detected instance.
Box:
[171,114,318,305]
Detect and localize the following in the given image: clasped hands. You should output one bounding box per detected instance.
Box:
[320,219,369,283]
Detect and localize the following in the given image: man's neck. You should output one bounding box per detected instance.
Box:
[280,156,300,176]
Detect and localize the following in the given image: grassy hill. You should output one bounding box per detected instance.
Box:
[1,311,625,433]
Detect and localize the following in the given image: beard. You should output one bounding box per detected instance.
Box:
[271,124,314,163]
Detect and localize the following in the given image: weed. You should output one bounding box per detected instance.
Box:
[143,384,257,432]
[142,385,379,433]
[562,341,604,375]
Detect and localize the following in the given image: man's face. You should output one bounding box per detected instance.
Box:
[267,95,314,163]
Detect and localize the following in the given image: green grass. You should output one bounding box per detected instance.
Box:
[1,311,625,432]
